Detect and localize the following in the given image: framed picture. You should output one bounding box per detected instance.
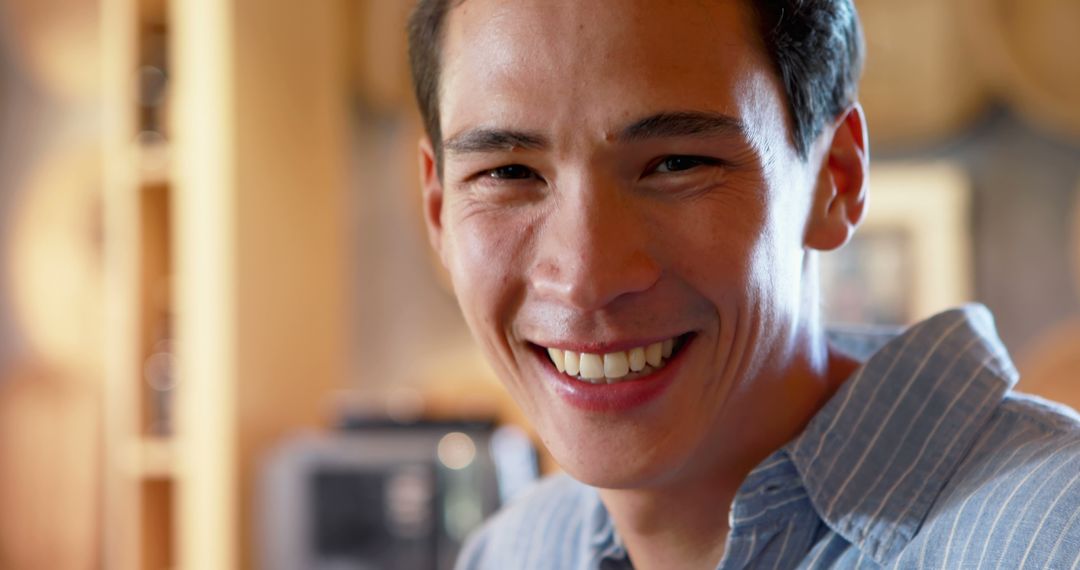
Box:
[820,161,973,326]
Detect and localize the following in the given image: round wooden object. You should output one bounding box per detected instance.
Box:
[1017,319,1080,412]
[1074,177,1080,301]
[856,0,992,147]
[1071,179,1080,302]
[4,144,103,372]
[959,0,1080,140]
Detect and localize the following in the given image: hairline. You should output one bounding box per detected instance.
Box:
[416,0,858,176]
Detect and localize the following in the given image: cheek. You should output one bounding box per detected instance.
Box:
[444,209,532,336]
[666,194,770,295]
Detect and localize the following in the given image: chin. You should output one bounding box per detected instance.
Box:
[561,453,684,491]
[538,419,691,490]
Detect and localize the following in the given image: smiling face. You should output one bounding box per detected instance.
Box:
[420,0,863,489]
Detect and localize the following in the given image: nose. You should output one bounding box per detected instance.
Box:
[529,177,661,311]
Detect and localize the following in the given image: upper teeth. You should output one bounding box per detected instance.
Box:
[546,338,676,384]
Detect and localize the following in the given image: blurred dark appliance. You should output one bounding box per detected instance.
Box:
[259,419,539,570]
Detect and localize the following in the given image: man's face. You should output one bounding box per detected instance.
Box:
[422,0,837,488]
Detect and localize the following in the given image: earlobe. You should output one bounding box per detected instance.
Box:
[419,137,447,264]
[805,103,869,252]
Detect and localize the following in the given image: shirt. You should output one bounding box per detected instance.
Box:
[455,305,1080,569]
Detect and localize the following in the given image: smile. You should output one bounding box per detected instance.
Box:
[541,334,691,384]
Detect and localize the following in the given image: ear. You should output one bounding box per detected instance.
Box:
[419,136,448,264]
[805,103,869,252]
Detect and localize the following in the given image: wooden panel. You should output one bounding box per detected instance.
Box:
[349,0,415,112]
[233,1,348,568]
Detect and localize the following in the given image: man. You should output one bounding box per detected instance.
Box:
[407,1,1080,568]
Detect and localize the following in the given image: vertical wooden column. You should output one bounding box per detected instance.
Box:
[101,0,141,567]
[171,0,237,566]
[171,0,348,568]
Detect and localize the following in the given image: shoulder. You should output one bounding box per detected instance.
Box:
[455,473,600,570]
[957,391,1080,478]
[914,391,1080,568]
[998,390,1080,433]
[951,391,1080,511]
[965,391,1080,482]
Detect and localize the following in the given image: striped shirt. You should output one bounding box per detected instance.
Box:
[455,305,1080,569]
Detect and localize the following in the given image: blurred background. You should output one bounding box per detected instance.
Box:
[0,0,1078,568]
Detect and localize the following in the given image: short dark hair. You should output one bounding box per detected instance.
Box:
[407,0,864,171]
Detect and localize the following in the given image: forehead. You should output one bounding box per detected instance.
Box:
[438,0,786,146]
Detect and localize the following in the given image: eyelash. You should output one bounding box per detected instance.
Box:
[651,155,724,173]
[473,155,723,184]
[484,164,538,181]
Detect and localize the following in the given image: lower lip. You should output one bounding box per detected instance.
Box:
[536,337,691,413]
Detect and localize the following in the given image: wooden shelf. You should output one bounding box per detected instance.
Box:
[122,437,176,479]
[102,0,176,567]
[136,138,171,188]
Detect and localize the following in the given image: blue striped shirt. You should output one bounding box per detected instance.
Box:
[456,305,1080,569]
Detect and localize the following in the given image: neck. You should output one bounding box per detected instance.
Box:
[598,308,859,569]
[598,471,737,570]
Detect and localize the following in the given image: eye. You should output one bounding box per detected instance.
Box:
[486,164,537,180]
[652,155,720,174]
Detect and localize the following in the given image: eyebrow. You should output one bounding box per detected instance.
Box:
[442,111,746,155]
[618,111,747,142]
[443,129,549,155]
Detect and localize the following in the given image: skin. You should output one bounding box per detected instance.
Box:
[418,0,869,567]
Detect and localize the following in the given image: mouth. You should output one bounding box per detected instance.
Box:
[532,333,694,384]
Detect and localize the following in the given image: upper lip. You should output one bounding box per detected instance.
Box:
[529,333,689,354]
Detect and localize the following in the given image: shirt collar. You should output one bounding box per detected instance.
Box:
[787,304,1019,565]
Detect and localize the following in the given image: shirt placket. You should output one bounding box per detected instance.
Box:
[717,472,811,570]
